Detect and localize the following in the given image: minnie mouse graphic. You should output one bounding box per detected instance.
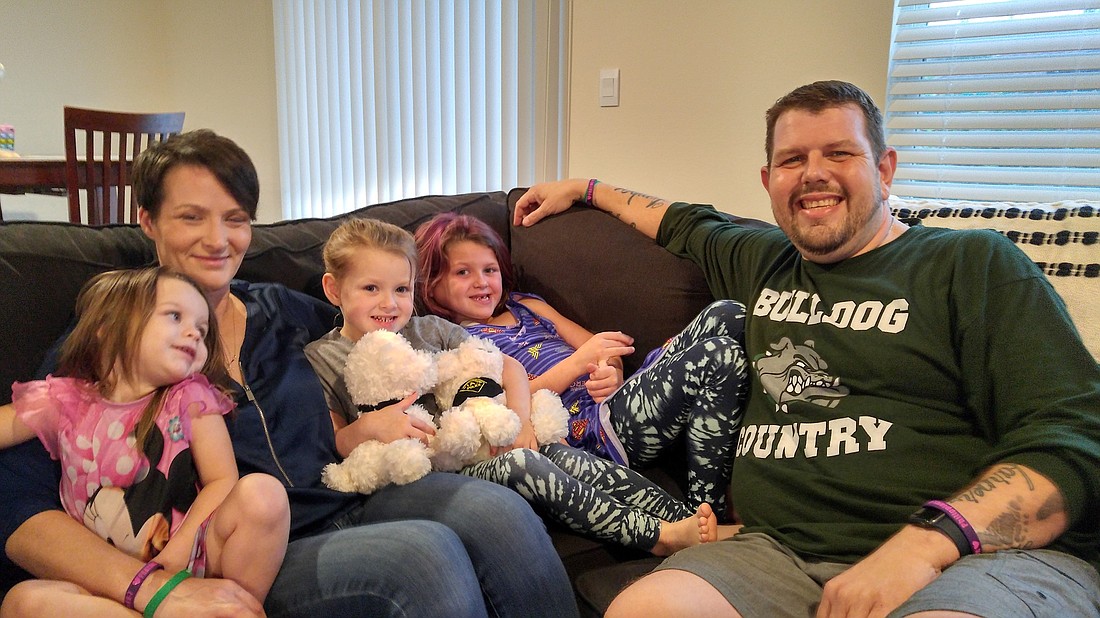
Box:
[82,425,199,561]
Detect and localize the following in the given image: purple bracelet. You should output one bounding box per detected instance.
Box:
[585,178,599,205]
[125,560,163,609]
[925,500,982,555]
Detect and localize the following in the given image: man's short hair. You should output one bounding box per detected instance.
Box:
[764,80,886,166]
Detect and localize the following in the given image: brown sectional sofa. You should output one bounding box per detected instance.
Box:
[0,188,770,614]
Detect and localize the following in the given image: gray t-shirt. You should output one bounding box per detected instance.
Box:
[304,315,470,425]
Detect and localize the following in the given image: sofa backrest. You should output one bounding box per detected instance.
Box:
[506,188,776,376]
[890,196,1099,361]
[0,192,509,403]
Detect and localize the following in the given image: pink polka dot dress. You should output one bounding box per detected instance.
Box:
[12,373,233,561]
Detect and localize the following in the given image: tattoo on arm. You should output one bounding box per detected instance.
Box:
[613,187,667,210]
[982,497,1033,549]
[609,210,639,230]
[950,463,1064,550]
[953,463,1034,505]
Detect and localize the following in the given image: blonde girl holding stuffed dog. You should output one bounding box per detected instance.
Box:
[305,217,716,556]
[0,267,289,617]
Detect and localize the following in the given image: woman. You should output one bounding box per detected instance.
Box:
[0,130,577,618]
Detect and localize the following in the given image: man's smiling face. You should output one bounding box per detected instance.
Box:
[761,104,896,264]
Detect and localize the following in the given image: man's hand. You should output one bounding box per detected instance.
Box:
[816,525,956,618]
[513,180,588,226]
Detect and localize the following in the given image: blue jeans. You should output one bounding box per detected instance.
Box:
[265,472,578,618]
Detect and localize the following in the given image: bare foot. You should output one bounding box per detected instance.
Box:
[651,504,718,556]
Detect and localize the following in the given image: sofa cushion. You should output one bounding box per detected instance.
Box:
[890,197,1099,361]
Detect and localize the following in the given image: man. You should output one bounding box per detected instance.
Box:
[514,81,1100,617]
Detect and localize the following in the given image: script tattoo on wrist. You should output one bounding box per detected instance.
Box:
[955,463,1034,505]
[613,187,667,209]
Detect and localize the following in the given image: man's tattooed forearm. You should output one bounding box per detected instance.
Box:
[1036,490,1065,522]
[980,497,1033,550]
[608,212,638,230]
[954,463,1035,505]
[613,187,667,209]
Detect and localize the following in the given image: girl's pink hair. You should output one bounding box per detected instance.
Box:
[414,212,515,321]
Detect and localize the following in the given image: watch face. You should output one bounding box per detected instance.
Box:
[909,507,944,527]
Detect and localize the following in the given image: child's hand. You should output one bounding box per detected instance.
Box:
[585,360,624,403]
[492,423,538,456]
[355,393,436,446]
[513,424,540,451]
[573,331,634,373]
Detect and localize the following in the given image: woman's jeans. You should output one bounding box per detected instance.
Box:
[264,472,578,618]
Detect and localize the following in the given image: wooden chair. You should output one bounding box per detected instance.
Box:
[63,106,185,225]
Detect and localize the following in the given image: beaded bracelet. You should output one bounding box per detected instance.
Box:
[925,499,982,555]
[585,178,599,205]
[143,570,192,618]
[124,561,163,609]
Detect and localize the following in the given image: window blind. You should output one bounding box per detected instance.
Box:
[273,1,566,219]
[885,0,1100,201]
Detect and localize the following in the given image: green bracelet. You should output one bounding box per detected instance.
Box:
[143,570,191,618]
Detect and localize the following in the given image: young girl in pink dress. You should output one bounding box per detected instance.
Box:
[0,267,288,616]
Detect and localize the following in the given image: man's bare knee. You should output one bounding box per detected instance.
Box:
[605,569,740,618]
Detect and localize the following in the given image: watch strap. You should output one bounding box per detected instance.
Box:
[907,505,973,557]
[924,499,982,555]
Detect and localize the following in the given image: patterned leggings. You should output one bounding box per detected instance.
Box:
[607,300,747,517]
[460,442,692,552]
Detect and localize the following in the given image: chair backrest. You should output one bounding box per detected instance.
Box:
[63,106,185,225]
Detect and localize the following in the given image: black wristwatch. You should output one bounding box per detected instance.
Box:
[907,506,973,557]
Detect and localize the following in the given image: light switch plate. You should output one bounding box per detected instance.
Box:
[599,68,619,107]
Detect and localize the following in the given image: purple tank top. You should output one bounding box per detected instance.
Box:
[464,293,625,463]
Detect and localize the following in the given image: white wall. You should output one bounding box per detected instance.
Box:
[1,1,893,225]
[567,1,895,222]
[0,0,280,222]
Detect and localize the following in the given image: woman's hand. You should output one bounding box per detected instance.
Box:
[151,574,266,618]
[585,361,624,403]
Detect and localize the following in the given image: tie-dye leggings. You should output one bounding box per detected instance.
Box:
[460,442,692,552]
[607,300,747,518]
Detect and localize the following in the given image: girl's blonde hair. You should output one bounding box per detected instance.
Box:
[58,267,229,448]
[323,217,418,283]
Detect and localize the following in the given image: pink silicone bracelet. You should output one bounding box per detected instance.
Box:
[585,178,599,205]
[125,561,163,609]
[925,500,982,555]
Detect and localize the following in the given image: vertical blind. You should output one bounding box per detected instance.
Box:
[885,0,1100,201]
[273,1,566,219]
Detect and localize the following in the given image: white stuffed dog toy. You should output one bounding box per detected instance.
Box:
[319,330,438,494]
[321,331,570,494]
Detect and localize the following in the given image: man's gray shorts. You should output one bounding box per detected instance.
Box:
[656,532,1100,617]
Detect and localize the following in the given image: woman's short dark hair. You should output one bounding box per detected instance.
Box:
[132,129,260,219]
[764,80,886,166]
